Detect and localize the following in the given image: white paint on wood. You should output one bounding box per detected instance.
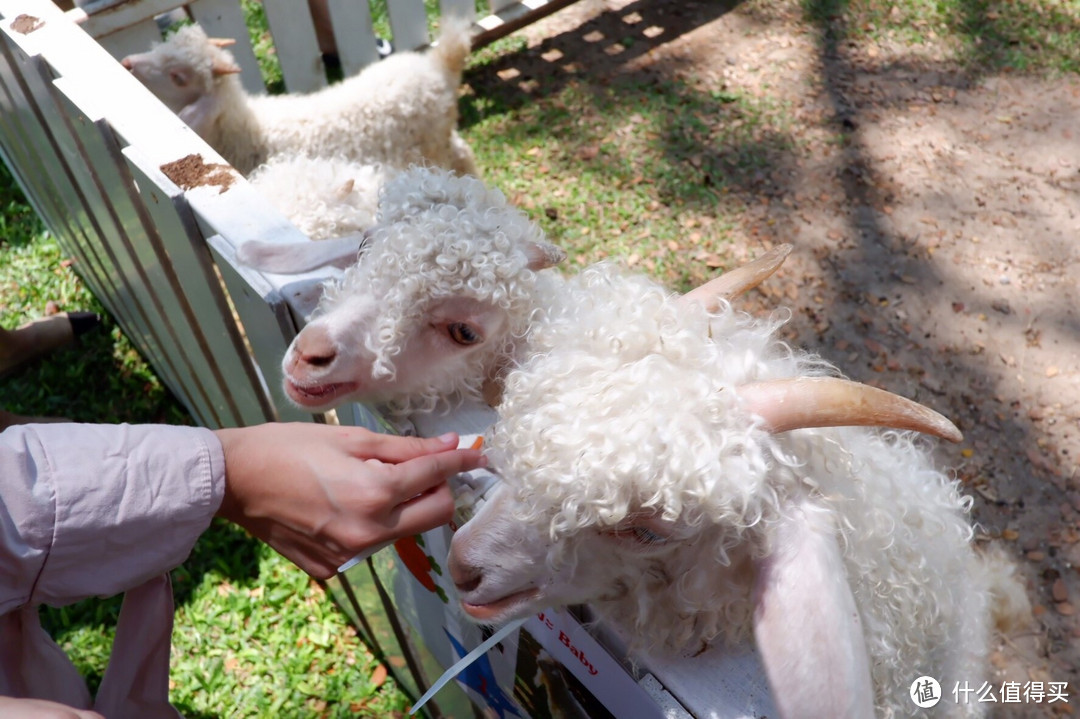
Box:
[120,154,233,426]
[72,0,181,38]
[22,54,218,422]
[207,234,316,423]
[92,18,162,62]
[261,0,326,93]
[325,0,379,78]
[188,0,265,94]
[386,0,429,51]
[440,0,476,23]
[50,74,199,411]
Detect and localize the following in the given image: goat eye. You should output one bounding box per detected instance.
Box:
[629,526,667,544]
[447,322,481,346]
[170,70,189,87]
[601,525,669,545]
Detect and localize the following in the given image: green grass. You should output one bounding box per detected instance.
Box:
[460,60,796,292]
[800,0,1080,74]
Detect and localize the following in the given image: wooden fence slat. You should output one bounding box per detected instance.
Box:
[386,0,430,51]
[3,1,214,162]
[325,0,379,78]
[70,0,180,38]
[1,9,225,424]
[205,235,317,423]
[0,42,101,287]
[473,0,580,46]
[260,0,325,93]
[187,0,265,94]
[440,0,475,23]
[0,60,140,357]
[124,145,276,427]
[46,74,206,410]
[0,28,203,418]
[90,17,162,61]
[45,55,265,428]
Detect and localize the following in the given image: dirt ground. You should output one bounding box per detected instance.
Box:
[482,0,1080,713]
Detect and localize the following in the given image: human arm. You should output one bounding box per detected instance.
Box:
[0,697,104,719]
[0,422,224,613]
[213,424,485,578]
[0,421,483,611]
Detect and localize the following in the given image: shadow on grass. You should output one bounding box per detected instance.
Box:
[39,522,262,696]
[458,0,1079,688]
[0,314,191,424]
[460,0,807,292]
[0,165,192,425]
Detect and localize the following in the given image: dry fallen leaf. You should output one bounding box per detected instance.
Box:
[371,663,388,688]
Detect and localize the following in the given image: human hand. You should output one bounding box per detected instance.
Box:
[0,697,104,719]
[213,424,485,578]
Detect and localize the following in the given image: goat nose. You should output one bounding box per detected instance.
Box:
[120,57,133,70]
[448,550,482,594]
[294,326,337,368]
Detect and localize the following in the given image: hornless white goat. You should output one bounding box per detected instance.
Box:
[246,153,390,243]
[121,22,476,176]
[448,262,1030,718]
[262,167,566,417]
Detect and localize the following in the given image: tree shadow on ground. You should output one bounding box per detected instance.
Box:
[38,522,262,695]
[465,0,1080,692]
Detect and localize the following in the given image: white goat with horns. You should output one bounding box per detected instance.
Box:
[448,259,1029,718]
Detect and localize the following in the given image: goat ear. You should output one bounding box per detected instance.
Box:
[236,234,367,273]
[177,93,225,135]
[207,37,237,48]
[752,495,875,718]
[210,57,242,76]
[681,243,792,311]
[523,241,567,271]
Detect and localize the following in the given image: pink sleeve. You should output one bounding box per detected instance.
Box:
[0,423,225,611]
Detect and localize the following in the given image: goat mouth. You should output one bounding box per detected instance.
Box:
[285,378,359,407]
[461,588,540,622]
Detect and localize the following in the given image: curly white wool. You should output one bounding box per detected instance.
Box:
[313,167,561,414]
[125,22,475,176]
[247,154,390,240]
[484,264,1015,717]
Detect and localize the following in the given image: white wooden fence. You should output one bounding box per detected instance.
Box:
[0,0,576,429]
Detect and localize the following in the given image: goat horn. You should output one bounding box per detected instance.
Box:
[682,243,793,311]
[524,241,567,271]
[736,377,963,442]
[208,37,237,48]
